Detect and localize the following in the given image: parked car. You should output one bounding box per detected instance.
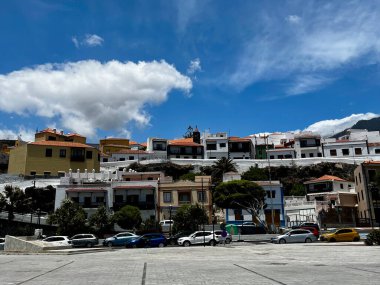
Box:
[0,237,5,250]
[167,231,193,245]
[159,220,174,226]
[213,230,232,244]
[273,229,317,244]
[125,233,167,248]
[42,236,71,246]
[292,222,320,231]
[103,232,139,247]
[299,226,320,238]
[70,234,98,248]
[320,228,360,242]
[177,231,218,246]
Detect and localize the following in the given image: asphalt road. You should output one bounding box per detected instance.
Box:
[0,242,379,285]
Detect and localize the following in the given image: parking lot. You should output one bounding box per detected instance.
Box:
[0,242,379,285]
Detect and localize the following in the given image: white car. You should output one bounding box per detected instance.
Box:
[273,229,317,244]
[177,231,218,246]
[42,236,72,246]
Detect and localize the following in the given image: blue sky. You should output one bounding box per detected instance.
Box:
[0,0,380,143]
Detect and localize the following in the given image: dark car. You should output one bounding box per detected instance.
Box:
[70,234,98,248]
[125,233,167,248]
[292,223,320,231]
[167,231,193,245]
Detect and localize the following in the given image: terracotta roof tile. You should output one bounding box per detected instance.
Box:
[169,138,202,146]
[30,141,94,148]
[306,175,348,183]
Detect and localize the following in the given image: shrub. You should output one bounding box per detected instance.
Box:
[365,229,380,246]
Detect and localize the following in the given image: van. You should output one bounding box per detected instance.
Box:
[159,220,174,226]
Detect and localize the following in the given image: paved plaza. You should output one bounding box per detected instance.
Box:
[0,242,379,285]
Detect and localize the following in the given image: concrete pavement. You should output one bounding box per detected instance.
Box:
[0,242,379,285]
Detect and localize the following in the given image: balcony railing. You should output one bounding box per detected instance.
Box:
[113,201,155,211]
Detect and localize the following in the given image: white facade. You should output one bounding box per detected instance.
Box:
[284,196,318,227]
[146,138,168,159]
[202,131,229,159]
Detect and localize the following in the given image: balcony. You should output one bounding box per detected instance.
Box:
[113,201,155,211]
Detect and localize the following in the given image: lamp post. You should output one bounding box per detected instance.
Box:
[212,203,216,246]
[169,205,173,238]
[202,178,206,247]
[37,208,41,226]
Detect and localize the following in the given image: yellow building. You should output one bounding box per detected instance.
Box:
[99,138,130,154]
[8,129,99,177]
[157,176,213,222]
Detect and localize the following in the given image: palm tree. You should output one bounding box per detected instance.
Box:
[0,185,29,221]
[211,157,237,184]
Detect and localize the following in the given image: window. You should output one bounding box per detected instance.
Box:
[361,190,364,200]
[197,191,206,202]
[71,148,85,161]
[342,149,349,156]
[359,173,362,183]
[45,148,52,157]
[357,193,360,202]
[355,148,362,155]
[340,183,343,189]
[309,153,314,158]
[206,143,217,150]
[317,152,322,157]
[43,171,51,177]
[103,158,108,162]
[119,157,125,161]
[375,149,380,154]
[301,154,306,158]
[278,155,284,159]
[96,197,104,203]
[270,155,274,159]
[178,192,191,204]
[86,151,93,159]
[30,171,36,176]
[59,149,66,158]
[330,149,337,156]
[163,192,172,203]
[128,156,134,160]
[266,191,275,198]
[220,143,226,148]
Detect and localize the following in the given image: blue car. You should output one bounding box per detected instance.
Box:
[103,232,139,247]
[125,233,167,248]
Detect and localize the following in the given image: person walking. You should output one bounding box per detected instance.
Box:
[220,229,228,246]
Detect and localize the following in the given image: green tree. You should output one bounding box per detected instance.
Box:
[47,199,87,236]
[173,204,208,232]
[213,180,267,227]
[113,205,142,230]
[0,185,30,221]
[241,166,268,181]
[88,206,114,235]
[24,185,56,213]
[211,157,237,184]
[289,183,306,196]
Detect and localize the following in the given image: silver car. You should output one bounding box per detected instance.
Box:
[273,229,317,244]
[177,231,218,246]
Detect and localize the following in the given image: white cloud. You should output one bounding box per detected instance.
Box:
[304,113,380,137]
[285,15,301,24]
[228,1,380,95]
[71,36,79,48]
[0,60,192,139]
[187,58,202,75]
[84,34,104,47]
[0,127,35,142]
[71,34,104,48]
[286,75,334,96]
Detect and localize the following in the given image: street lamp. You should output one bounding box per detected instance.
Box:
[202,178,206,247]
[169,205,173,237]
[212,203,216,246]
[37,208,41,226]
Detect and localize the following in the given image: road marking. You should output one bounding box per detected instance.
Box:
[234,264,288,285]
[141,262,147,285]
[15,261,74,285]
[347,266,380,275]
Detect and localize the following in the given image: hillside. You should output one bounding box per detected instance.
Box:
[331,116,380,138]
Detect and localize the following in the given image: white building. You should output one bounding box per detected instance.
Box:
[202,131,229,159]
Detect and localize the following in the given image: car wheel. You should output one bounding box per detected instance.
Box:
[86,242,93,248]
[279,239,286,244]
[329,238,336,242]
[107,242,113,247]
[209,240,216,246]
[225,238,231,244]
[132,244,137,248]
[305,238,312,243]
[353,237,360,242]
[158,243,164,248]
[170,240,176,245]
[183,241,190,247]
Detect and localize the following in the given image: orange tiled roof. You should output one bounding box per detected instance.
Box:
[30,141,94,148]
[229,136,251,142]
[368,143,380,147]
[169,138,202,146]
[363,160,380,165]
[306,175,347,183]
[67,133,85,137]
[140,142,147,147]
